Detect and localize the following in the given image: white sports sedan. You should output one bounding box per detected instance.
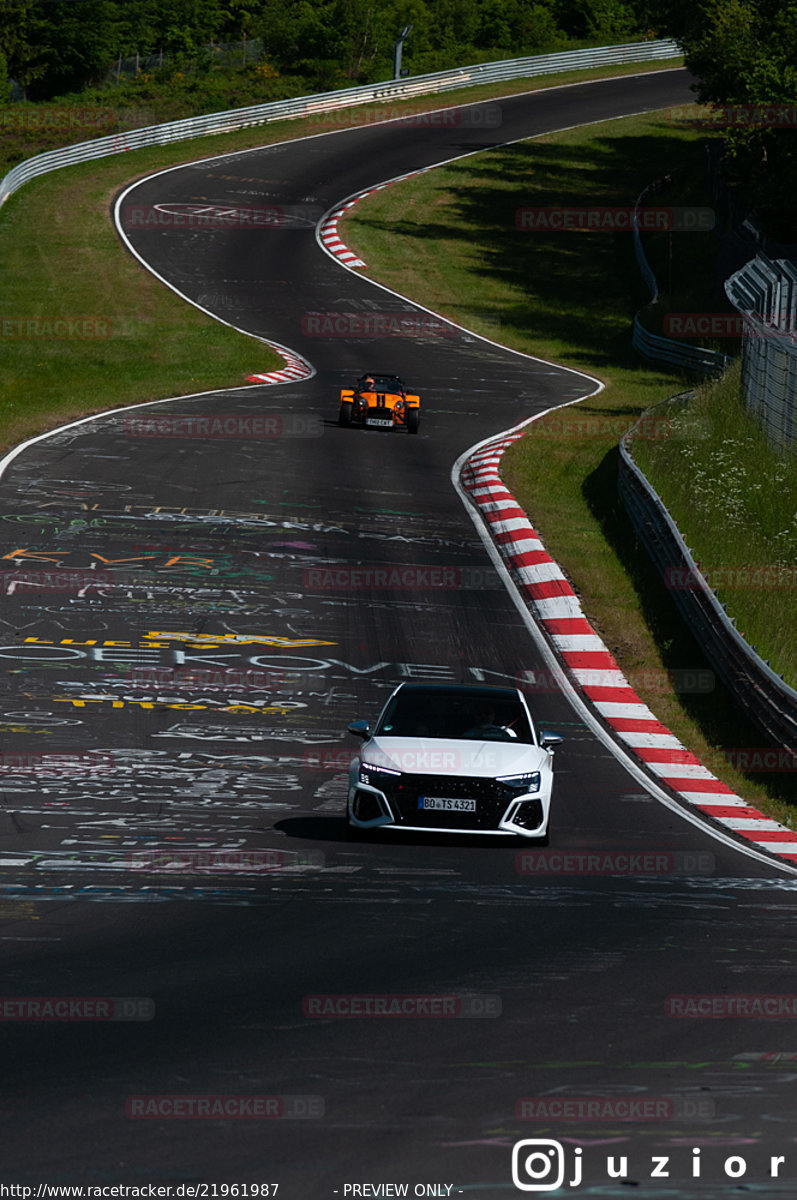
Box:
[346,682,562,841]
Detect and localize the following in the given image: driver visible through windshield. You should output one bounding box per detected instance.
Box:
[376,688,534,743]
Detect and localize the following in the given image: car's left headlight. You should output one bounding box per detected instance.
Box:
[497,771,541,793]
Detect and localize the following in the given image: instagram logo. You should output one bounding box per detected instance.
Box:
[512,1140,576,1191]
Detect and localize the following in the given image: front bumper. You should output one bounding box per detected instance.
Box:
[347,777,549,838]
[363,405,398,428]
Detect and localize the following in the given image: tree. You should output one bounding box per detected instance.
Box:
[665,0,797,239]
[554,0,636,42]
[0,48,9,101]
[0,0,48,96]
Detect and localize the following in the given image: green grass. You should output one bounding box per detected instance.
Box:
[632,363,797,690]
[340,110,797,822]
[342,112,715,368]
[0,149,285,454]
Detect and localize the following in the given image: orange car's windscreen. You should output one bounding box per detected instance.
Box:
[359,376,406,392]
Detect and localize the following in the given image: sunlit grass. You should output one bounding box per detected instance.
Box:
[632,362,797,689]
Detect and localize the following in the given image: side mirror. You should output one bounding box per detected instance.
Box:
[347,720,371,739]
[540,731,563,750]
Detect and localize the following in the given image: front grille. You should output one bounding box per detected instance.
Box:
[387,774,508,830]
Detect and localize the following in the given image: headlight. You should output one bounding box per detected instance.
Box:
[359,762,402,784]
[497,771,541,792]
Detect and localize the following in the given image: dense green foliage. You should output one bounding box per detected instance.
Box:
[0,0,655,99]
[665,0,797,240]
[3,0,792,238]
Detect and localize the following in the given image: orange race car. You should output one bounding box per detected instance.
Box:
[338,373,420,434]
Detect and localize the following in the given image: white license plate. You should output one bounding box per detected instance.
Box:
[419,796,477,812]
[366,418,394,427]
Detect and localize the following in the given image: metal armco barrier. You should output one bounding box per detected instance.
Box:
[632,180,732,376]
[619,408,797,751]
[0,40,680,210]
[726,254,797,450]
[632,313,732,374]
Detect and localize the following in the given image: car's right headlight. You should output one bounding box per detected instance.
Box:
[359,762,402,785]
[497,771,541,793]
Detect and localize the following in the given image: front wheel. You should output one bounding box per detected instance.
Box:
[339,400,353,427]
[406,407,420,435]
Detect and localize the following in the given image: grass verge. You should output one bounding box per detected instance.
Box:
[340,109,797,823]
[632,363,797,691]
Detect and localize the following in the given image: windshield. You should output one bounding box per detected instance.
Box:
[359,376,404,392]
[376,689,534,744]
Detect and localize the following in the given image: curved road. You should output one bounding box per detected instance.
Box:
[2,70,796,1197]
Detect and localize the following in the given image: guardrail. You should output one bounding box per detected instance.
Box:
[631,179,732,376]
[619,404,797,751]
[0,39,681,211]
[725,254,797,450]
[631,313,733,374]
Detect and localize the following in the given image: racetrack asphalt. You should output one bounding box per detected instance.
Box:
[2,69,797,1195]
